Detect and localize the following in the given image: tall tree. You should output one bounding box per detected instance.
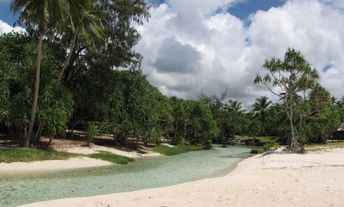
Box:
[11,0,68,147]
[254,48,319,152]
[252,96,272,136]
[57,0,105,85]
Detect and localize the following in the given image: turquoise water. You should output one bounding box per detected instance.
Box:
[0,146,251,207]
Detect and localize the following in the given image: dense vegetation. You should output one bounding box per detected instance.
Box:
[0,0,343,153]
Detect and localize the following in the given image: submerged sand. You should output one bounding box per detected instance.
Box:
[21,148,344,207]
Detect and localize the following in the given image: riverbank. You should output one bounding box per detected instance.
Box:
[22,148,344,207]
[0,138,160,173]
[0,157,112,174]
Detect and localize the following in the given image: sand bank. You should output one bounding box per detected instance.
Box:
[0,157,112,174]
[22,148,344,207]
[61,145,160,158]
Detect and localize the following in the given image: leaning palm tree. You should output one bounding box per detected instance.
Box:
[11,0,69,147]
[57,0,105,85]
[252,96,272,136]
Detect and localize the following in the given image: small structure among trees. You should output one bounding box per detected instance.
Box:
[333,123,344,141]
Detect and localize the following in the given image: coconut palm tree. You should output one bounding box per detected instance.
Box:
[11,0,69,147]
[57,0,105,85]
[252,96,272,136]
[226,100,244,113]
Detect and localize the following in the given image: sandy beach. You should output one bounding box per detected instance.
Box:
[0,144,159,174]
[0,157,112,174]
[21,148,344,207]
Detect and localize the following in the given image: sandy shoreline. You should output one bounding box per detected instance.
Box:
[0,157,112,174]
[0,143,160,174]
[21,148,344,207]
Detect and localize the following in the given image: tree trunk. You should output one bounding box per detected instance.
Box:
[56,27,80,86]
[174,120,178,140]
[46,137,53,148]
[184,122,187,140]
[289,93,298,151]
[24,32,44,147]
[35,122,45,142]
[86,136,91,147]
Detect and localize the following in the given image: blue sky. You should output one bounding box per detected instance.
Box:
[0,1,16,25]
[228,0,285,19]
[0,0,286,25]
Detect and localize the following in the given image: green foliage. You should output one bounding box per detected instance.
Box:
[93,0,150,68]
[177,136,186,145]
[0,33,73,141]
[255,48,320,151]
[0,33,34,130]
[0,148,78,163]
[39,86,74,138]
[85,122,100,147]
[86,122,100,138]
[300,85,340,144]
[252,96,272,136]
[153,145,203,156]
[170,98,219,147]
[88,151,134,164]
[336,97,344,122]
[187,100,219,147]
[263,143,281,151]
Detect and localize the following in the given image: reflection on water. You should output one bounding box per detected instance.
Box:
[0,146,251,207]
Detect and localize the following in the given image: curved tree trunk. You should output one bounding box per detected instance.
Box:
[24,32,44,147]
[56,27,80,86]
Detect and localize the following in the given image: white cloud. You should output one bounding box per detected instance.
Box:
[322,0,344,9]
[0,19,24,34]
[135,0,344,104]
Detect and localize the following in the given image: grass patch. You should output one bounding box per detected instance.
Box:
[305,142,344,151]
[153,144,203,156]
[0,148,78,163]
[256,136,280,145]
[88,151,134,165]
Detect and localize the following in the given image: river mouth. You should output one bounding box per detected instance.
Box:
[0,146,251,207]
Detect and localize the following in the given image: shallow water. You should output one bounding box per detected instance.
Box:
[0,146,251,207]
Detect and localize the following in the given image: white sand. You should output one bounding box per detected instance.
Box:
[0,143,160,174]
[62,145,160,158]
[21,148,344,207]
[0,157,112,174]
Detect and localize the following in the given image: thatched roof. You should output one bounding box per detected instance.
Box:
[337,123,344,132]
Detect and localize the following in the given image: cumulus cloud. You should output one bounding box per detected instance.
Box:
[135,0,344,105]
[153,38,202,74]
[323,0,344,9]
[0,19,24,34]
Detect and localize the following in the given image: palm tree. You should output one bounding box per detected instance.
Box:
[11,0,69,147]
[252,96,272,136]
[227,100,244,113]
[57,0,105,85]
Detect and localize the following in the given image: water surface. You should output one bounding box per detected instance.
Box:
[0,146,251,207]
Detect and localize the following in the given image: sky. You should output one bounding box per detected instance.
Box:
[1,0,344,106]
